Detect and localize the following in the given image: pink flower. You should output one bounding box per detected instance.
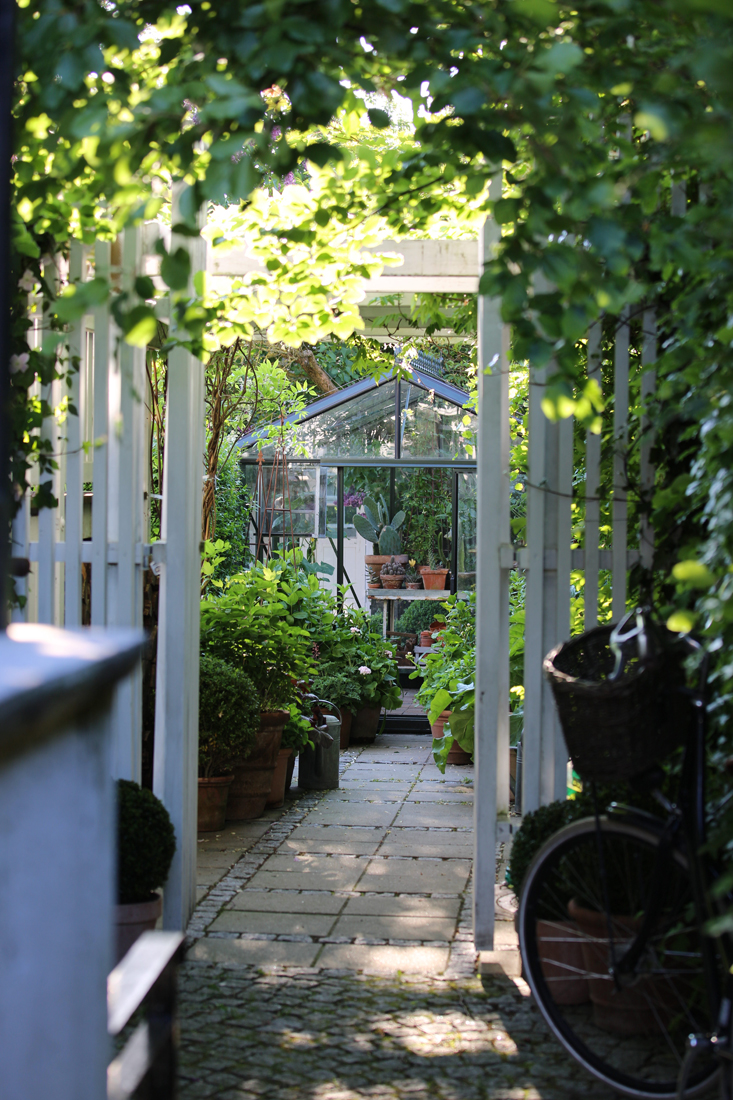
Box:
[350,627,361,634]
[10,353,29,374]
[385,651,392,658]
[358,665,371,675]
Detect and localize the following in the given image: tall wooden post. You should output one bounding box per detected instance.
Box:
[154,190,206,930]
[473,178,511,949]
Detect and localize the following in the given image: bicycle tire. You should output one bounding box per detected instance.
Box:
[518,816,721,1099]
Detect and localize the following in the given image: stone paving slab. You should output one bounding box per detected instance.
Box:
[245,864,364,892]
[209,911,338,936]
[379,836,473,858]
[330,914,456,942]
[392,802,474,828]
[405,791,475,803]
[343,894,462,918]
[188,939,320,967]
[356,857,471,895]
[324,789,408,803]
[315,942,450,975]
[304,802,400,826]
[227,890,346,914]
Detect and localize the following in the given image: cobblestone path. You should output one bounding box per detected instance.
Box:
[180,734,615,1100]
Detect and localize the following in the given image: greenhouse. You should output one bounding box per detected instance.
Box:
[238,350,477,634]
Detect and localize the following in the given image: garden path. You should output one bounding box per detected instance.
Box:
[179,734,615,1099]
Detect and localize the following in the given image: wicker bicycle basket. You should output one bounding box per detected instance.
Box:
[543,622,689,783]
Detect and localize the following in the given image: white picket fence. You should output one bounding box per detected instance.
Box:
[11,214,204,932]
[472,179,675,949]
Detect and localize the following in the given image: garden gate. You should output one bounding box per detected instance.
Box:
[10,205,204,932]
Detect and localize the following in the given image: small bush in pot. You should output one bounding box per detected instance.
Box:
[198,655,259,829]
[116,780,176,961]
[199,655,259,778]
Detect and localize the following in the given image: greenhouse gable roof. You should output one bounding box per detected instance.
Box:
[237,363,476,466]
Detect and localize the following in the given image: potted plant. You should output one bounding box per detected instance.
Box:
[198,654,259,831]
[405,560,423,590]
[269,702,314,805]
[412,595,474,768]
[200,558,317,819]
[420,545,450,590]
[380,556,405,589]
[353,495,408,585]
[116,779,176,963]
[312,663,364,748]
[349,633,403,743]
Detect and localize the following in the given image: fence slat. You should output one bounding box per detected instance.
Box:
[64,243,85,626]
[109,228,144,781]
[91,242,110,627]
[584,322,602,628]
[612,307,630,620]
[521,364,547,814]
[640,309,657,570]
[555,415,573,794]
[36,259,60,624]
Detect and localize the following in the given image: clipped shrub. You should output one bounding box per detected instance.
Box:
[199,654,259,777]
[117,779,176,904]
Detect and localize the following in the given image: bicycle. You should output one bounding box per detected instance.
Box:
[516,609,733,1099]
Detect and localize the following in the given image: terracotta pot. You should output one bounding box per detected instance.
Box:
[430,709,451,739]
[350,705,382,744]
[115,893,162,964]
[267,748,293,809]
[197,774,233,832]
[420,630,434,647]
[379,574,405,589]
[567,898,673,1033]
[446,741,473,766]
[227,710,287,820]
[536,919,590,1005]
[365,553,408,585]
[339,708,353,749]
[421,568,450,590]
[406,582,422,590]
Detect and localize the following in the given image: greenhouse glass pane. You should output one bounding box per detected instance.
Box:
[294,383,397,459]
[399,385,476,461]
[457,471,477,590]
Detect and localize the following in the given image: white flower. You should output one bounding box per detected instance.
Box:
[385,651,392,658]
[350,627,361,634]
[358,665,371,675]
[18,271,35,293]
[10,353,30,375]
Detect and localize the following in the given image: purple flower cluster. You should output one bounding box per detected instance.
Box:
[343,489,365,508]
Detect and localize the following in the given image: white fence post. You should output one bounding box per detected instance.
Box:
[612,307,630,621]
[584,322,602,628]
[154,192,206,931]
[473,179,511,950]
[108,227,145,782]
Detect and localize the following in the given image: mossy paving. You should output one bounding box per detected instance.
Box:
[178,962,616,1100]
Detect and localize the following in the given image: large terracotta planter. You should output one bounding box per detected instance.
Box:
[420,567,449,590]
[115,892,162,964]
[536,919,590,1005]
[227,710,288,821]
[350,705,382,744]
[365,553,408,587]
[267,748,293,809]
[198,774,233,832]
[339,708,353,749]
[430,709,451,739]
[568,899,672,1033]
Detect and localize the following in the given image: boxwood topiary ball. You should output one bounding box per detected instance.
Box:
[117,779,176,905]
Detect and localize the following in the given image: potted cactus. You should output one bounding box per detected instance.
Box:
[353,495,408,585]
[380,557,405,589]
[405,560,423,590]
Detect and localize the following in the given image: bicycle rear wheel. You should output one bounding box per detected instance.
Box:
[518,816,720,1099]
